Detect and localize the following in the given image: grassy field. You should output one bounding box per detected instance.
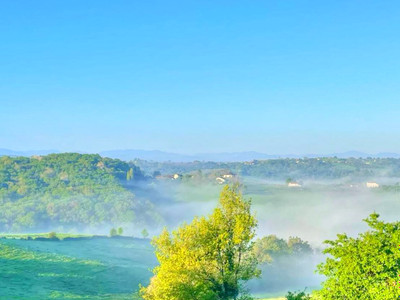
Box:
[0,180,334,299]
[0,237,156,299]
[0,233,93,240]
[0,236,296,299]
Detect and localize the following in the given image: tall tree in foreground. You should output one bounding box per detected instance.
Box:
[140,185,260,300]
[316,213,400,299]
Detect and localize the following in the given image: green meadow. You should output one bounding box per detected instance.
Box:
[0,237,156,300]
[0,236,302,299]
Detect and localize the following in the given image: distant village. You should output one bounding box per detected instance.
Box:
[154,170,238,185]
[153,169,383,190]
[153,166,388,189]
[286,180,380,189]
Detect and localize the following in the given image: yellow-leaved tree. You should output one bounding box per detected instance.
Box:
[140,185,260,300]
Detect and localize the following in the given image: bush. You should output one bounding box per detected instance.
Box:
[141,228,149,239]
[117,227,123,235]
[109,228,117,237]
[286,290,311,300]
[316,213,400,299]
[48,232,57,239]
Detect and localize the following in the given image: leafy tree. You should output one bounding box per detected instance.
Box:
[141,229,149,239]
[287,236,313,255]
[253,235,290,263]
[110,228,117,237]
[285,290,311,300]
[316,213,400,299]
[48,231,57,239]
[127,168,134,181]
[140,185,260,300]
[253,235,313,265]
[117,227,123,236]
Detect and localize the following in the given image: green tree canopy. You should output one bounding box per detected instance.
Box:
[141,229,149,239]
[316,213,400,299]
[140,185,260,300]
[285,290,311,300]
[117,227,123,235]
[109,228,117,237]
[253,235,312,264]
[0,153,155,232]
[253,235,290,263]
[287,236,313,255]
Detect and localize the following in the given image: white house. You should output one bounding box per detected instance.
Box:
[222,174,234,179]
[288,182,302,187]
[366,182,379,188]
[173,174,182,180]
[216,177,226,184]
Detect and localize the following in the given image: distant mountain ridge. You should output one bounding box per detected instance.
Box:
[2,148,400,162]
[99,149,400,162]
[99,150,279,162]
[0,148,60,157]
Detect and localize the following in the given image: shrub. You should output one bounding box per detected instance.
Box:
[117,227,123,236]
[286,290,311,300]
[109,228,117,237]
[48,232,57,239]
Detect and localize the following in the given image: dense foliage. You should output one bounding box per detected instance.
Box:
[253,235,313,264]
[135,157,400,181]
[316,213,400,299]
[140,185,260,300]
[285,290,311,300]
[0,153,156,232]
[248,235,318,296]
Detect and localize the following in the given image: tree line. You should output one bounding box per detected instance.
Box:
[134,157,400,181]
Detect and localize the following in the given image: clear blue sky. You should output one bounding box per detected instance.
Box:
[1,1,399,154]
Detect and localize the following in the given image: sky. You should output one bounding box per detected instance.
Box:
[1,1,399,154]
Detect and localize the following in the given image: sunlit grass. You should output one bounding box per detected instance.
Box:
[0,238,156,299]
[38,272,94,279]
[0,232,93,240]
[49,291,135,299]
[0,242,102,265]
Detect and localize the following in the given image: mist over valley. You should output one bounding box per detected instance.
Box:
[1,152,400,297]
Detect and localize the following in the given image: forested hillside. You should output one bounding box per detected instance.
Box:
[134,157,400,180]
[0,153,157,232]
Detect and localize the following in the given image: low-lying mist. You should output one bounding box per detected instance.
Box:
[145,177,400,246]
[132,176,400,295]
[253,186,400,247]
[14,175,399,296]
[248,253,325,297]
